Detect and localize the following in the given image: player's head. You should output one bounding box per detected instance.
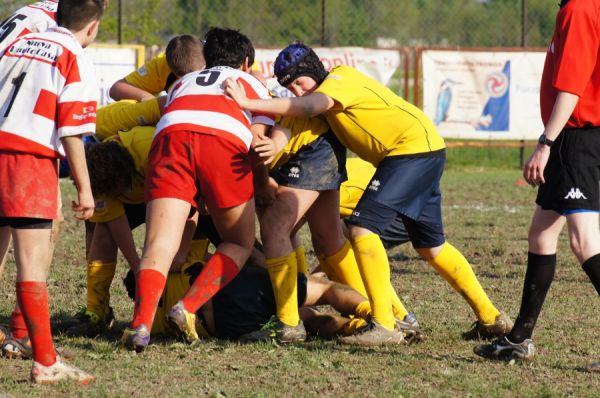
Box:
[274,43,327,96]
[86,140,135,197]
[203,27,254,70]
[166,35,206,77]
[57,0,105,47]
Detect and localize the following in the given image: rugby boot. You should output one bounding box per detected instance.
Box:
[2,335,74,360]
[120,325,150,353]
[166,301,199,344]
[31,357,94,385]
[395,312,424,344]
[462,312,513,340]
[473,335,535,361]
[587,362,600,373]
[63,307,116,337]
[0,325,7,345]
[338,320,405,347]
[239,318,307,344]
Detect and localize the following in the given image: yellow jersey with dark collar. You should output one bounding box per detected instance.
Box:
[316,66,445,166]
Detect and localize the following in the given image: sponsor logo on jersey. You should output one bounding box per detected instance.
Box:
[368,179,381,191]
[72,109,96,121]
[9,39,61,62]
[30,1,58,12]
[95,200,106,210]
[137,65,148,76]
[564,188,587,200]
[288,166,300,178]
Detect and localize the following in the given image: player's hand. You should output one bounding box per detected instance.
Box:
[523,145,550,187]
[253,137,277,165]
[72,189,95,220]
[223,78,248,108]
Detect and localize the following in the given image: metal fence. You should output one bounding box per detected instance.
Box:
[2,0,557,49]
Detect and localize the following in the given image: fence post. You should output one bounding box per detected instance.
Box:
[519,0,527,168]
[118,0,122,45]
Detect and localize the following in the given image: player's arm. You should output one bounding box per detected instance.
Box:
[106,214,140,271]
[523,91,578,186]
[250,123,278,206]
[62,135,95,220]
[225,78,334,117]
[109,78,155,102]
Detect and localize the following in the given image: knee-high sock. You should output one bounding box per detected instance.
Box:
[294,245,307,274]
[582,253,600,295]
[266,252,299,326]
[354,300,371,320]
[343,317,368,335]
[317,253,338,281]
[326,240,368,297]
[9,304,28,339]
[390,287,409,320]
[181,252,240,313]
[351,234,395,330]
[428,242,500,324]
[87,260,117,319]
[508,252,556,343]
[131,269,166,330]
[17,282,56,366]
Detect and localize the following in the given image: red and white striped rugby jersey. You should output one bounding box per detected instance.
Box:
[0,1,58,54]
[0,26,98,158]
[156,66,275,149]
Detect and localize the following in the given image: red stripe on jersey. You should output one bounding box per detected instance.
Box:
[167,95,251,127]
[33,89,57,121]
[0,130,57,158]
[237,78,274,120]
[58,101,97,128]
[56,49,80,84]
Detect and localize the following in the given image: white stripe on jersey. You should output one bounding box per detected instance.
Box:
[156,109,254,148]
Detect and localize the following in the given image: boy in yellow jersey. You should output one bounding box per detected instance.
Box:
[109,34,205,102]
[225,43,512,346]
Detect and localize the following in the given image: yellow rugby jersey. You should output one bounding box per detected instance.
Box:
[95,99,161,140]
[339,157,376,218]
[269,115,329,171]
[90,126,155,223]
[124,53,176,95]
[316,66,445,166]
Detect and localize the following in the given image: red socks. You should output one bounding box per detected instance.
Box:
[181,252,239,313]
[131,269,166,329]
[9,304,28,339]
[16,281,56,366]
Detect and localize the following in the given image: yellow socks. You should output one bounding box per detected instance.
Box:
[326,240,368,298]
[390,287,409,320]
[354,300,372,320]
[428,242,500,324]
[294,245,307,274]
[343,317,367,335]
[266,252,299,327]
[86,260,117,319]
[351,234,395,330]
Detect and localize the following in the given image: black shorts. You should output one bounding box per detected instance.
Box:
[271,132,347,191]
[211,266,307,340]
[123,202,146,230]
[0,217,52,229]
[537,128,600,212]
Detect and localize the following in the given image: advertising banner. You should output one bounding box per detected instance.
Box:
[255,47,401,97]
[422,50,546,140]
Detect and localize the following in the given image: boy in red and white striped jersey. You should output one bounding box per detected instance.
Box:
[0,0,104,384]
[120,27,276,351]
[0,1,58,54]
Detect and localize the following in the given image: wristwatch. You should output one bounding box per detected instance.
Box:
[538,134,554,147]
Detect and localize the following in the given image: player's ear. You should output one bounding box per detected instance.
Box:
[83,19,100,47]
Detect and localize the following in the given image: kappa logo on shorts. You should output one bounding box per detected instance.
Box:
[564,188,587,200]
[288,166,300,178]
[368,179,381,192]
[352,211,360,217]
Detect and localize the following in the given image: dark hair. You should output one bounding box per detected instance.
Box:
[86,140,135,197]
[274,43,328,87]
[166,34,205,77]
[203,27,254,69]
[559,0,570,7]
[56,0,104,31]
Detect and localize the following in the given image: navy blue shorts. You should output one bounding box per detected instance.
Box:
[123,202,146,230]
[211,266,307,340]
[271,132,347,191]
[346,151,446,249]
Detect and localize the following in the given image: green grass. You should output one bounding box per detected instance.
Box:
[1,155,599,397]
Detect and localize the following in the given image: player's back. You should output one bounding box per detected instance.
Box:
[156,66,273,149]
[0,1,58,54]
[0,26,97,158]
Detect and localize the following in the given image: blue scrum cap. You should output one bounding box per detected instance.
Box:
[274,43,328,87]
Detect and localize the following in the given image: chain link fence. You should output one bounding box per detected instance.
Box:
[3,0,557,49]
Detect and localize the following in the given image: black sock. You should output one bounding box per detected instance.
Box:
[508,252,556,343]
[582,253,600,296]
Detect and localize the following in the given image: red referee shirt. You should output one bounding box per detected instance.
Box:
[540,0,600,128]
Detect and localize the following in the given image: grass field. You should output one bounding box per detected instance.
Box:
[1,148,599,397]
